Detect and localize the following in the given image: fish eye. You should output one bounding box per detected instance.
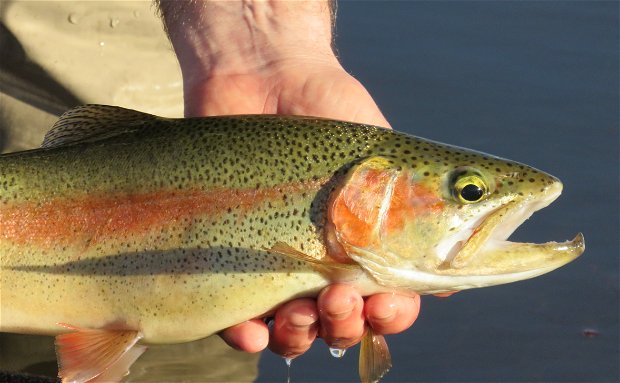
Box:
[452,174,488,204]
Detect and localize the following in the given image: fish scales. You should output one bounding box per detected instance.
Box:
[0,105,584,382]
[1,115,364,340]
[0,114,403,340]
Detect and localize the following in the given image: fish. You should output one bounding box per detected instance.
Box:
[0,105,584,383]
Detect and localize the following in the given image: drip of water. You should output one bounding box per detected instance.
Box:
[109,18,120,29]
[283,357,293,383]
[67,13,79,24]
[329,347,347,358]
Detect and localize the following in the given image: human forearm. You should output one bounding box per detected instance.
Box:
[157,0,338,88]
[157,0,387,133]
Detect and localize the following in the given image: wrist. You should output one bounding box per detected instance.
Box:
[160,0,338,86]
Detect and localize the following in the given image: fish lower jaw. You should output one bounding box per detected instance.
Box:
[432,183,585,282]
[392,233,583,294]
[473,232,583,269]
[384,262,572,294]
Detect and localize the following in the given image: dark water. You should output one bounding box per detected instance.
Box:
[257,2,619,382]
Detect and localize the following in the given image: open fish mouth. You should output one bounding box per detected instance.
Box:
[442,181,585,277]
[359,180,585,294]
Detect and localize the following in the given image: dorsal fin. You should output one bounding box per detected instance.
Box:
[42,104,167,148]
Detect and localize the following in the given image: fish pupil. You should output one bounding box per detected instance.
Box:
[461,184,484,201]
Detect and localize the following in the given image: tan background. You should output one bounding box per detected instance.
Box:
[1,0,183,153]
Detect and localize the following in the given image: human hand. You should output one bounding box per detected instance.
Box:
[158,0,421,358]
[194,59,421,356]
[182,56,390,129]
[219,286,420,356]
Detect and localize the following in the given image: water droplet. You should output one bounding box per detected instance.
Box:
[133,10,141,19]
[329,347,346,358]
[283,357,293,383]
[67,13,79,24]
[109,18,120,28]
[99,41,105,47]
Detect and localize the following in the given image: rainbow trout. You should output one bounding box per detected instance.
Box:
[0,105,584,383]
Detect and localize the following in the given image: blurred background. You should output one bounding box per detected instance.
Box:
[1,1,618,382]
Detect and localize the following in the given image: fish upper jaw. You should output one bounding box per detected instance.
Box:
[485,180,565,245]
[433,179,564,268]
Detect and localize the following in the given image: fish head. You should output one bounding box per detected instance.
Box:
[326,141,584,294]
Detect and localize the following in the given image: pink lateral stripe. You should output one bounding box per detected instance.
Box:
[0,179,324,247]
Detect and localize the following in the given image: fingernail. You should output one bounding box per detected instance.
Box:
[288,311,318,329]
[370,304,397,321]
[369,294,397,321]
[324,304,354,320]
[319,292,358,320]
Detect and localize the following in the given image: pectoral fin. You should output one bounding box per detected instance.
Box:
[269,242,330,266]
[55,323,146,383]
[359,327,392,383]
[268,242,360,281]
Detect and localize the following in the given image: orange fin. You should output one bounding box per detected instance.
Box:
[55,323,146,383]
[91,344,146,383]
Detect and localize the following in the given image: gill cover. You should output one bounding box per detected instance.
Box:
[328,156,400,252]
[327,156,444,287]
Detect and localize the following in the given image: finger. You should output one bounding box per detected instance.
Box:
[317,284,365,349]
[268,298,319,358]
[364,293,421,335]
[219,319,269,353]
